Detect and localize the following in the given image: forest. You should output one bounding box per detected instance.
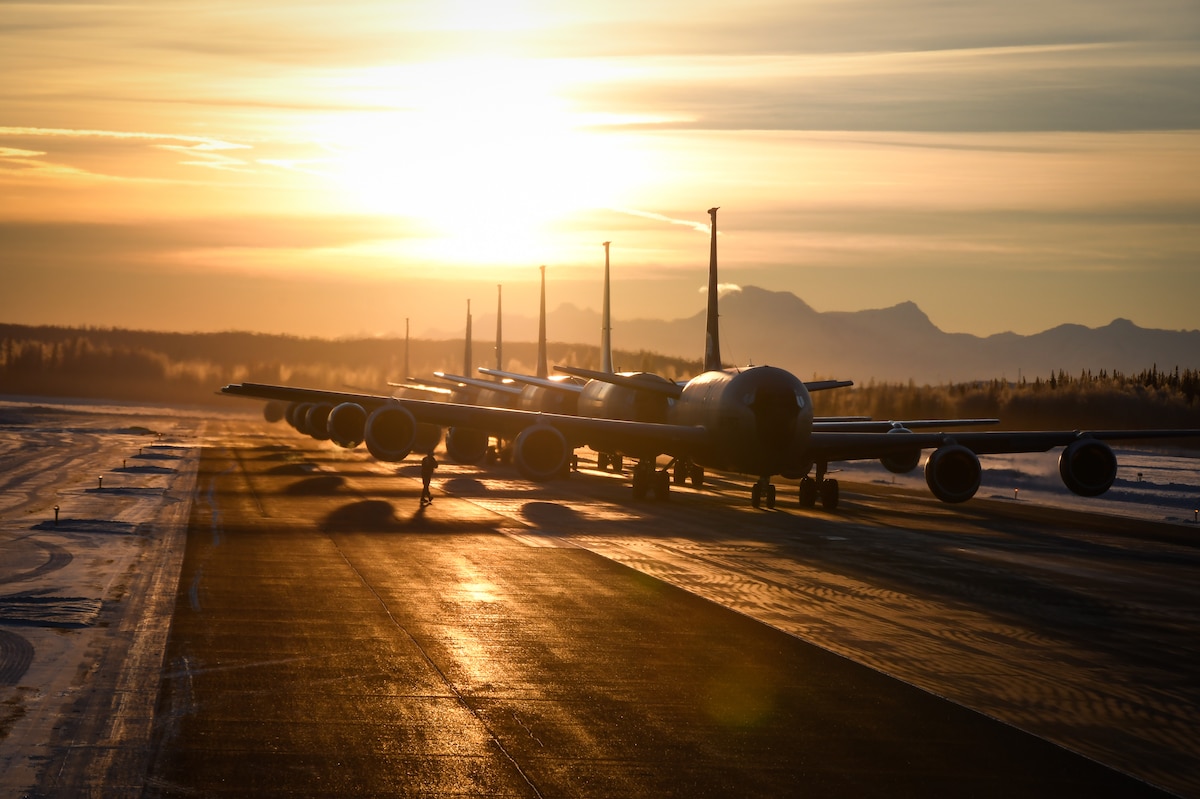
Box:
[3,324,1199,432]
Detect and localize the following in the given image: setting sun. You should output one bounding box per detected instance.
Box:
[308,58,647,263]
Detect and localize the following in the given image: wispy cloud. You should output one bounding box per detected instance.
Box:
[0,126,255,177]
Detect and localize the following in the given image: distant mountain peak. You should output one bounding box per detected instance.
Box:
[724,285,817,316]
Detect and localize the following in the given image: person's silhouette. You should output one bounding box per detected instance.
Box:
[420,451,437,504]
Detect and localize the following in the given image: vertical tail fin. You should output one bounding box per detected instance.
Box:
[464,299,473,376]
[537,266,548,379]
[494,284,502,371]
[704,207,722,372]
[601,241,614,373]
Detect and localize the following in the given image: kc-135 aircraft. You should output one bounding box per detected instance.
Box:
[222,208,1200,510]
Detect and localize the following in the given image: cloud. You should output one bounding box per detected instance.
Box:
[699,283,742,297]
[0,126,255,179]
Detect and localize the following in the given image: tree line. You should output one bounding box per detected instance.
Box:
[3,325,1198,433]
[810,367,1200,431]
[0,325,697,408]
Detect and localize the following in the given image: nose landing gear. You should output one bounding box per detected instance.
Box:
[751,480,777,509]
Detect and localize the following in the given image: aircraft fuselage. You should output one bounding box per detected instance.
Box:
[672,367,814,478]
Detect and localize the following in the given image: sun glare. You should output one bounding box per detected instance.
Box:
[314,59,643,264]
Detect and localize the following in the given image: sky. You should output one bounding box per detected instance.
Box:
[2,0,1199,341]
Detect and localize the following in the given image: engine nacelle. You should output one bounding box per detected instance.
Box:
[364,405,417,462]
[512,425,570,481]
[287,402,312,432]
[263,401,285,424]
[880,426,921,474]
[305,403,334,440]
[924,443,981,503]
[446,427,488,465]
[327,402,367,448]
[1059,438,1117,497]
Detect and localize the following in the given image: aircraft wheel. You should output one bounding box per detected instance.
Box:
[485,446,498,465]
[798,477,817,508]
[751,483,762,509]
[613,456,624,474]
[819,479,840,510]
[690,465,704,488]
[570,454,579,471]
[632,470,649,500]
[655,470,671,500]
[766,484,776,509]
[597,453,609,471]
[673,461,688,485]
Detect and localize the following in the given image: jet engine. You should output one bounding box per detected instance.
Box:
[364,405,417,462]
[512,425,570,481]
[446,427,488,465]
[880,426,921,474]
[924,443,981,503]
[327,402,367,449]
[1058,438,1117,497]
[287,402,311,432]
[263,401,285,423]
[305,404,334,440]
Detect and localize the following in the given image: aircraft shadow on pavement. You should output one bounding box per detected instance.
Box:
[283,474,346,495]
[520,500,582,527]
[320,499,500,534]
[265,462,319,476]
[440,476,488,494]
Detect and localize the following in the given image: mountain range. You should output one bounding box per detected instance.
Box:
[459,286,1200,384]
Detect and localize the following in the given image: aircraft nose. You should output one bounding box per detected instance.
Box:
[750,385,801,449]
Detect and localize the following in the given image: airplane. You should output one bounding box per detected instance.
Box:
[221,206,1200,511]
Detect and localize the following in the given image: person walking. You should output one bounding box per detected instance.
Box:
[420,451,437,505]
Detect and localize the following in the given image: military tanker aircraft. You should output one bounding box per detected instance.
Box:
[223,208,1200,510]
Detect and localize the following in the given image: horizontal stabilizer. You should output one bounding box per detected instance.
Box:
[554,365,684,399]
[478,368,584,394]
[432,372,525,396]
[804,379,854,392]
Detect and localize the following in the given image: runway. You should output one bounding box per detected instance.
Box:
[4,406,1198,796]
[142,419,1195,797]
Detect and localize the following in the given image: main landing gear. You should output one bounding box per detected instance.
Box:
[797,462,839,511]
[631,460,670,501]
[596,452,624,473]
[751,464,839,511]
[629,458,704,502]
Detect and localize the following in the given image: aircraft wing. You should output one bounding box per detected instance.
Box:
[813,418,999,432]
[222,382,710,457]
[808,428,1200,463]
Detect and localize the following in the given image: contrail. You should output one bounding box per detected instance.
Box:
[609,207,714,234]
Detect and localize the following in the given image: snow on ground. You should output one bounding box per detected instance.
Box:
[0,398,208,796]
[836,446,1200,527]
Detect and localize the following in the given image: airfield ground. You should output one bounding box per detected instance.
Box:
[2,399,1198,797]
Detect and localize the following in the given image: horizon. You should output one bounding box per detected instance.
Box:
[3,1,1199,339]
[6,284,1197,345]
